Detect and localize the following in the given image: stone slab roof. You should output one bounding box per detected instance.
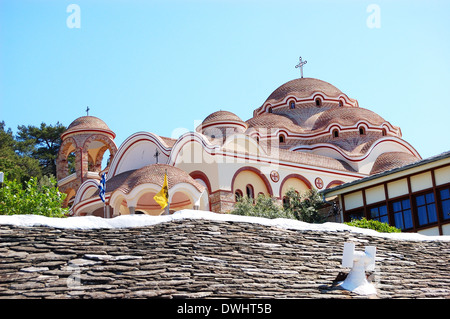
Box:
[0,219,449,299]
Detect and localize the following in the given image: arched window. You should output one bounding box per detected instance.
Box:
[68,151,76,174]
[268,107,273,113]
[332,129,339,138]
[235,189,243,202]
[315,98,322,107]
[279,134,285,144]
[246,184,254,199]
[290,101,295,109]
[339,100,343,107]
[359,127,366,135]
[382,128,387,136]
[256,136,260,143]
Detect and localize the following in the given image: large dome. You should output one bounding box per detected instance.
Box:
[62,116,115,139]
[265,78,343,104]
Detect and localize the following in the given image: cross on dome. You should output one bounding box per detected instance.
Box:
[295,56,307,78]
[86,106,90,116]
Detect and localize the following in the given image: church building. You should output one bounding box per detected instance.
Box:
[56,71,421,218]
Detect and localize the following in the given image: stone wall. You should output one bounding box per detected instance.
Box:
[0,219,449,299]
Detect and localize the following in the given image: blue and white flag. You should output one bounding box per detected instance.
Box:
[98,173,106,203]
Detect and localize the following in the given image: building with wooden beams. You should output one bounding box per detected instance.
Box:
[322,151,450,235]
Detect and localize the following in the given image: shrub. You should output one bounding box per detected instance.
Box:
[230,188,325,222]
[0,176,68,217]
[345,218,401,233]
[231,194,296,220]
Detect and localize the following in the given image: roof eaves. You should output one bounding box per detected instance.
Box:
[321,150,450,196]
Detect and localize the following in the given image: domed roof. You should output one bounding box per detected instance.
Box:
[62,116,115,139]
[106,164,205,194]
[370,152,420,175]
[246,113,303,133]
[202,110,244,125]
[265,78,343,104]
[197,110,247,132]
[312,107,386,130]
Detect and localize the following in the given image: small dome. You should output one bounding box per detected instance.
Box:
[62,116,115,139]
[197,110,247,132]
[312,107,386,131]
[106,164,205,194]
[370,152,420,175]
[246,113,303,133]
[265,78,343,104]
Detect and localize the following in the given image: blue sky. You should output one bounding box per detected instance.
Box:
[1,0,449,159]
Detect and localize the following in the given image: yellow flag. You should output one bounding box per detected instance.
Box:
[153,173,169,209]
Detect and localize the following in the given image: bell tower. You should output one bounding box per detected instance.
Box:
[56,116,118,207]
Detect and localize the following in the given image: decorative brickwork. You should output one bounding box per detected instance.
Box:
[209,190,235,213]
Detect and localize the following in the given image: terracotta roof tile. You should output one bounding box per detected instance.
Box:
[202,110,245,126]
[63,116,115,138]
[105,164,205,195]
[246,113,304,133]
[370,152,420,175]
[265,78,343,104]
[312,107,386,130]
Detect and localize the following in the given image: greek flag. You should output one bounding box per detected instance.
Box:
[98,173,106,203]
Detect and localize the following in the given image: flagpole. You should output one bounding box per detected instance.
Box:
[165,169,170,215]
[98,172,107,218]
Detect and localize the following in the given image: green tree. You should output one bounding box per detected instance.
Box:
[15,122,66,177]
[283,188,325,223]
[0,121,42,184]
[0,176,68,217]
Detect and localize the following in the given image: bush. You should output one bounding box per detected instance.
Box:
[0,176,68,217]
[232,194,296,220]
[345,218,401,233]
[230,187,325,222]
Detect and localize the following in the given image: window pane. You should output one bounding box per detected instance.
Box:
[427,204,437,223]
[442,200,450,220]
[349,211,363,220]
[404,210,413,229]
[394,212,404,230]
[370,207,379,218]
[416,195,425,206]
[418,206,428,225]
[379,205,387,216]
[380,215,389,224]
[425,193,435,204]
[440,188,450,200]
[392,201,402,212]
[402,199,410,209]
